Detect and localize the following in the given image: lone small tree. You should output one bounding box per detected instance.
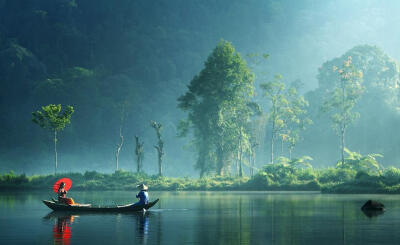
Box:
[32,104,74,174]
[135,135,144,173]
[323,56,364,166]
[151,121,164,176]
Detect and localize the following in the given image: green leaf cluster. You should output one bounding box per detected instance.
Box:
[32,104,74,131]
[336,148,382,173]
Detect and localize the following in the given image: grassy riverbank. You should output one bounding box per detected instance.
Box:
[0,169,320,191]
[2,166,400,193]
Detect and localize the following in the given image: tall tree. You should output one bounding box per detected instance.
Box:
[306,45,400,167]
[282,82,312,159]
[32,104,74,174]
[322,56,364,165]
[178,40,255,176]
[135,135,144,173]
[151,120,164,176]
[260,74,287,164]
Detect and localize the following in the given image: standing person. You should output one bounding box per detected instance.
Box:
[135,184,149,206]
[58,182,75,205]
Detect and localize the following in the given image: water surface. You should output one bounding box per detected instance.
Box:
[0,191,399,244]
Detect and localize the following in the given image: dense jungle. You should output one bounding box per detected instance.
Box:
[2,0,400,193]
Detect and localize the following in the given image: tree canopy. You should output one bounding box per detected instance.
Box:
[178,40,256,176]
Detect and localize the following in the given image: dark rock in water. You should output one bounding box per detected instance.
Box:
[361,200,385,211]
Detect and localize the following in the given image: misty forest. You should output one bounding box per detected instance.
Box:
[2,0,400,194]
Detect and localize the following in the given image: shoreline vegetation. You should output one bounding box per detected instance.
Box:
[2,163,400,194]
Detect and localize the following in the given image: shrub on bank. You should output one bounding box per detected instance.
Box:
[3,162,400,193]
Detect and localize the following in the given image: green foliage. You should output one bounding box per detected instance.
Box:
[31,104,74,173]
[283,82,312,156]
[383,167,400,185]
[3,157,400,193]
[259,156,313,184]
[0,171,28,186]
[84,171,104,180]
[261,75,311,162]
[32,104,74,131]
[317,168,357,184]
[336,148,383,173]
[178,40,257,176]
[322,56,364,129]
[321,56,364,164]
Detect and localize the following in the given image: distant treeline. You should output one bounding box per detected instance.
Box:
[2,151,400,193]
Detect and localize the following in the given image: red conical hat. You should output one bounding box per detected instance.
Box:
[53,178,72,193]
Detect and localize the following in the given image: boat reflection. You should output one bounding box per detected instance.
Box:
[44,211,151,244]
[137,212,149,244]
[43,213,76,245]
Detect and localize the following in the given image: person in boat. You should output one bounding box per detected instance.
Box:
[134,184,149,206]
[57,182,75,205]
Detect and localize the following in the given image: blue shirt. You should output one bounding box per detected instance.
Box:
[136,190,149,205]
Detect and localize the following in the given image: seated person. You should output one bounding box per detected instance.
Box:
[57,182,75,205]
[134,184,149,206]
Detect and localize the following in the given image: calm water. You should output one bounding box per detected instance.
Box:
[0,191,399,244]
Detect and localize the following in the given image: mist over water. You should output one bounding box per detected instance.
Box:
[1,0,400,176]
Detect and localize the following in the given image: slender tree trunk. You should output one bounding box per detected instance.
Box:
[251,152,256,177]
[135,136,144,173]
[151,121,164,176]
[115,127,124,171]
[341,125,345,167]
[54,129,57,175]
[158,151,162,176]
[250,142,258,177]
[137,155,140,172]
[136,154,141,173]
[238,129,243,177]
[248,153,252,177]
[238,154,243,177]
[270,118,275,164]
[135,136,139,173]
[198,142,208,178]
[154,145,164,176]
[341,79,346,167]
[199,167,205,178]
[153,145,163,176]
[216,144,224,176]
[270,134,275,164]
[235,153,239,176]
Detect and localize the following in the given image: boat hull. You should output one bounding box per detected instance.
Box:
[43,199,159,212]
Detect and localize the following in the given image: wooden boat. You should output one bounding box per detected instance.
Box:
[43,199,159,212]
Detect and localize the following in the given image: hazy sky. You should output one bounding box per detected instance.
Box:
[243,0,400,91]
